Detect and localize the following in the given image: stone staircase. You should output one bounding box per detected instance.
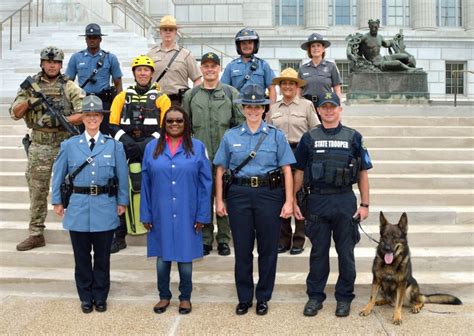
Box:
[0,110,473,303]
[0,20,473,305]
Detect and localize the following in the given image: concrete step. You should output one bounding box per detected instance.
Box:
[1,205,472,225]
[369,148,474,161]
[371,161,474,174]
[364,136,474,148]
[1,243,472,274]
[0,187,472,206]
[343,116,474,127]
[1,266,472,302]
[354,126,474,137]
[2,221,472,247]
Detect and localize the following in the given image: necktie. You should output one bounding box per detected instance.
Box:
[89,138,95,151]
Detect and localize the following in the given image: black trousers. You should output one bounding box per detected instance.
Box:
[305,191,358,303]
[69,229,115,303]
[226,184,284,303]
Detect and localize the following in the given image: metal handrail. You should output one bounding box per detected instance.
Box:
[105,0,233,59]
[0,1,38,58]
[452,70,474,107]
[107,0,154,37]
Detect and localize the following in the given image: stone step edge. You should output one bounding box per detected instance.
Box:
[1,243,473,258]
[1,266,472,285]
[2,221,471,233]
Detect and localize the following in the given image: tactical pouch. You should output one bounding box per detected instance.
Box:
[60,176,73,209]
[222,171,233,200]
[311,162,324,182]
[129,162,142,192]
[107,177,119,197]
[267,168,282,189]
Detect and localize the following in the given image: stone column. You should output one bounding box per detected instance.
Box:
[358,0,382,29]
[464,0,474,31]
[411,0,437,30]
[305,0,328,30]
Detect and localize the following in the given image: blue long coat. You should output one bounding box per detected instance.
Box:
[51,133,129,232]
[140,138,212,262]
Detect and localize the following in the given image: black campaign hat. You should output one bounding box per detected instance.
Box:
[79,23,107,36]
[300,33,331,50]
[234,84,270,105]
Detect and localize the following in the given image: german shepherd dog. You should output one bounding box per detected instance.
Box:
[359,212,462,325]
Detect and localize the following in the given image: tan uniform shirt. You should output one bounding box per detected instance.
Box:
[147,43,202,95]
[268,96,318,144]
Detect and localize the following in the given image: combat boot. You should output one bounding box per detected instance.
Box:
[16,235,45,251]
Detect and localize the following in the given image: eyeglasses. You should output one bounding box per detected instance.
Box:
[165,119,184,125]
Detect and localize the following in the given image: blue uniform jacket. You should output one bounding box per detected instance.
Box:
[221,56,275,94]
[213,121,295,177]
[140,138,212,262]
[51,133,129,232]
[66,49,123,94]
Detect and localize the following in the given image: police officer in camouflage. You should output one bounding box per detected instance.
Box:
[10,46,84,251]
[182,52,244,256]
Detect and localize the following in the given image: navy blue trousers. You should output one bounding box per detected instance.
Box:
[305,191,358,303]
[226,184,284,303]
[69,230,115,303]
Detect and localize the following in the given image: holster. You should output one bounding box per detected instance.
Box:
[107,177,119,197]
[267,168,282,189]
[60,176,73,208]
[22,134,32,155]
[296,186,309,218]
[222,171,233,200]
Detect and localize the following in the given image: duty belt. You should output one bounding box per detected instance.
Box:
[232,176,271,188]
[73,185,111,195]
[31,129,69,145]
[309,186,352,195]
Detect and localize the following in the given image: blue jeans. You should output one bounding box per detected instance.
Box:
[156,257,193,301]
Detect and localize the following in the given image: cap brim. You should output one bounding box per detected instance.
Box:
[79,34,107,36]
[82,110,110,113]
[158,25,180,29]
[234,98,271,105]
[300,40,331,50]
[317,100,339,107]
[272,76,306,87]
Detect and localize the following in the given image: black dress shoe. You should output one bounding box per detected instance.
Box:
[278,245,290,254]
[335,301,351,317]
[178,301,192,315]
[94,301,107,312]
[303,299,323,316]
[203,244,212,256]
[290,247,304,255]
[217,243,231,256]
[235,302,252,315]
[81,301,93,314]
[110,238,127,254]
[256,301,268,315]
[153,300,170,314]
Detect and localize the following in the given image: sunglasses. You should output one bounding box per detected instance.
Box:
[165,119,184,125]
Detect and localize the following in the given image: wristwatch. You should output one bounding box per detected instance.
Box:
[360,203,369,208]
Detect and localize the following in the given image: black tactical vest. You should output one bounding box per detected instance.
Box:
[305,125,361,187]
[120,85,162,139]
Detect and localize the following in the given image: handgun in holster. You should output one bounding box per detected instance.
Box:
[107,176,119,197]
[267,168,282,189]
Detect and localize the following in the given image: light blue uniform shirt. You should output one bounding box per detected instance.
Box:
[66,49,123,94]
[213,121,295,177]
[221,57,275,94]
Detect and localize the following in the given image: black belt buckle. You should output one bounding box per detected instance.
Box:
[250,176,259,187]
[90,185,98,196]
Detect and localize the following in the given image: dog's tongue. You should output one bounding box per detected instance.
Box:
[384,253,394,264]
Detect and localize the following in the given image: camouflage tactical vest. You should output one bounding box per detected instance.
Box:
[25,72,72,129]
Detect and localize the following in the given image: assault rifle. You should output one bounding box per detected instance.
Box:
[20,76,80,136]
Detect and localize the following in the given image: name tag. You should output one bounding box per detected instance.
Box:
[79,62,86,66]
[233,144,241,147]
[103,155,112,158]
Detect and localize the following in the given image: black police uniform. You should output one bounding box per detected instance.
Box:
[294,123,372,304]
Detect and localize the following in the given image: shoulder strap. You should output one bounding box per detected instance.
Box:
[80,51,109,89]
[155,47,182,84]
[236,57,259,91]
[67,153,98,181]
[232,132,267,176]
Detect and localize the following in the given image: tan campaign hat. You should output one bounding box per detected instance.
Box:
[159,15,179,29]
[271,68,306,87]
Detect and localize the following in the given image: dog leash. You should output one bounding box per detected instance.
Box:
[355,216,380,245]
